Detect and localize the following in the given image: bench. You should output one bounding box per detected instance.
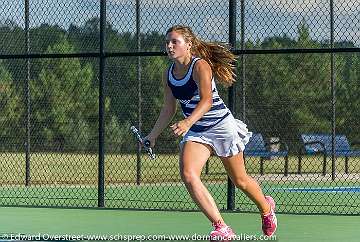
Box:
[298,133,360,175]
[244,133,289,175]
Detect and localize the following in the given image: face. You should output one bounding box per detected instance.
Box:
[165,31,192,60]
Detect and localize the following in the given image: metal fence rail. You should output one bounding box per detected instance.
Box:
[0,0,359,215]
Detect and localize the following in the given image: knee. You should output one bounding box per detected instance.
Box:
[233,177,249,191]
[180,169,199,185]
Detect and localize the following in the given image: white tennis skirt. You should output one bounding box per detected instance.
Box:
[180,113,252,157]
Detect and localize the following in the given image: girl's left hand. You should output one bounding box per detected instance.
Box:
[170,119,191,137]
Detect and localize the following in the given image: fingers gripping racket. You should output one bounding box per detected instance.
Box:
[130,126,155,159]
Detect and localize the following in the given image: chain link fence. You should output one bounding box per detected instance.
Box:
[0,0,359,214]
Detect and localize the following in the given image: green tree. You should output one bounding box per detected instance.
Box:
[30,23,67,53]
[0,20,27,84]
[245,41,295,137]
[1,23,67,87]
[245,21,333,148]
[288,21,332,134]
[337,53,360,141]
[0,60,24,150]
[30,38,101,151]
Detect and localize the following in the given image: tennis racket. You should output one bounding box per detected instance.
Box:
[130,126,155,159]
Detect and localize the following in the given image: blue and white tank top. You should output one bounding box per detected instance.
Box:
[167,57,230,132]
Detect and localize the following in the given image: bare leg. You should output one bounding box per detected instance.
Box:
[220,152,270,214]
[179,141,224,224]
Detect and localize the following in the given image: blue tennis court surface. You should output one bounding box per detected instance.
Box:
[274,187,360,193]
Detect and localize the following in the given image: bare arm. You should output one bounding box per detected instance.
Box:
[171,59,213,136]
[146,70,177,145]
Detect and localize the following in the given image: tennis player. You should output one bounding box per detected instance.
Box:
[145,25,277,240]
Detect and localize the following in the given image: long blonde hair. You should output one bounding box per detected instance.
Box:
[166,25,236,86]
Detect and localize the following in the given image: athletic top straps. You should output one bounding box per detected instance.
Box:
[167,57,230,132]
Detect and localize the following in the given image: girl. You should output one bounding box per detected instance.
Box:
[145,25,277,240]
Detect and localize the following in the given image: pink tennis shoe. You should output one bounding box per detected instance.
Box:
[210,221,235,241]
[262,196,277,236]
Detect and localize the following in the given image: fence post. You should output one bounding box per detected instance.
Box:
[330,0,336,181]
[98,0,106,208]
[136,0,142,186]
[227,0,237,211]
[24,0,31,187]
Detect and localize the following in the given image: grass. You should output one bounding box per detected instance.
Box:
[1,182,359,214]
[1,152,360,184]
[0,152,359,214]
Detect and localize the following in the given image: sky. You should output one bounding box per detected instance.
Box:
[0,0,359,46]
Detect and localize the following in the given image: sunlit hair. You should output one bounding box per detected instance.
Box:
[166,25,236,86]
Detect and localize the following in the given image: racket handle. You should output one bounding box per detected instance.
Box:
[143,139,155,159]
[143,139,151,148]
[146,147,155,160]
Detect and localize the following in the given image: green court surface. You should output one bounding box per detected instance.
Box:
[1,181,359,214]
[0,207,358,242]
